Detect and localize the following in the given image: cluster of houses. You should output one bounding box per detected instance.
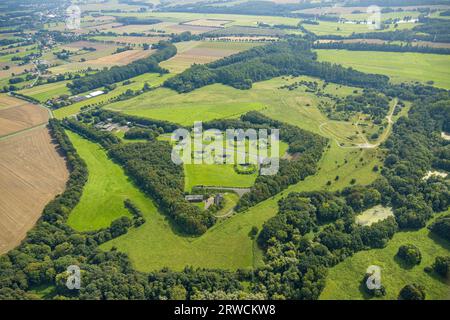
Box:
[94,118,130,133]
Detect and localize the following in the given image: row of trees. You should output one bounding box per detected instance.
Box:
[314,41,450,55]
[164,38,389,93]
[68,41,177,94]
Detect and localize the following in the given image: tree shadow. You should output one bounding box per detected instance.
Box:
[358,280,375,300]
[393,254,415,270]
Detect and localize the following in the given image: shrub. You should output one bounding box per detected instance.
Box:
[397,244,422,265]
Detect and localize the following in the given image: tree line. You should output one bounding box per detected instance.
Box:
[314,41,450,55]
[164,38,389,93]
[67,41,177,94]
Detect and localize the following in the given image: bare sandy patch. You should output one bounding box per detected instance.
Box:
[356,205,394,226]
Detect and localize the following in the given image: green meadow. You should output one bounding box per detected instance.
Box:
[317,49,450,89]
[321,211,450,300]
[66,131,135,231]
[18,81,71,102]
[184,164,257,192]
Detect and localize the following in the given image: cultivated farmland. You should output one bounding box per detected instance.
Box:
[0,95,49,137]
[0,127,68,254]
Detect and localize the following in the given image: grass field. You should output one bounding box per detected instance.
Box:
[106,85,266,125]
[184,164,257,192]
[317,49,450,89]
[320,211,450,300]
[18,81,71,102]
[66,131,136,231]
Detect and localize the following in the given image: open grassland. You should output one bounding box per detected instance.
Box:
[0,95,49,137]
[99,77,386,271]
[160,40,260,73]
[53,73,172,119]
[0,127,68,254]
[106,85,265,125]
[321,211,450,300]
[66,131,136,231]
[317,50,450,89]
[18,81,71,102]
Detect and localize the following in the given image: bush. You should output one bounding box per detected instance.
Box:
[397,244,422,265]
[432,256,450,278]
[398,284,426,300]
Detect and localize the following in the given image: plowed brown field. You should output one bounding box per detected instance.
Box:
[0,127,68,253]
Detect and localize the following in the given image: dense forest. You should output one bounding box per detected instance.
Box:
[164,39,389,93]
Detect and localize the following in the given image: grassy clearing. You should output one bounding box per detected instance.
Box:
[66,131,135,231]
[320,211,450,300]
[317,50,450,89]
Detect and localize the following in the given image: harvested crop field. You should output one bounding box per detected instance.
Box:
[160,41,257,73]
[0,96,49,137]
[0,127,68,254]
[61,40,116,51]
[168,24,219,35]
[49,49,153,73]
